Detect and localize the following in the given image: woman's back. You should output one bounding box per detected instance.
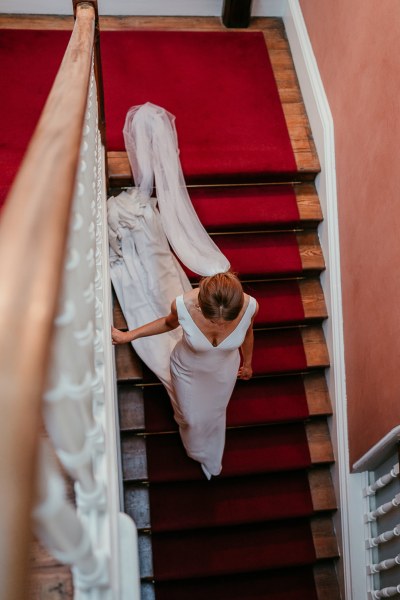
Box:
[169,293,257,477]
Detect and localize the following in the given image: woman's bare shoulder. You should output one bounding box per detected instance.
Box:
[182,287,199,305]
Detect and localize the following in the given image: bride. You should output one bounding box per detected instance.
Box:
[109,103,258,479]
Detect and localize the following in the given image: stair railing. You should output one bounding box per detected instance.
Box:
[353,432,400,599]
[0,2,139,599]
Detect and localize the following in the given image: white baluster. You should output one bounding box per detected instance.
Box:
[33,439,108,590]
[366,524,400,549]
[369,585,400,599]
[368,554,400,574]
[365,494,400,522]
[364,464,399,497]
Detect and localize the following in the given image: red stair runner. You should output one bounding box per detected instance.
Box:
[142,327,308,383]
[154,567,319,600]
[143,376,309,433]
[142,423,311,483]
[101,30,297,182]
[188,184,300,231]
[148,471,313,532]
[0,29,70,209]
[151,519,316,580]
[245,280,306,326]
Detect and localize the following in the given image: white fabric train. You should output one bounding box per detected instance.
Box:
[108,102,230,394]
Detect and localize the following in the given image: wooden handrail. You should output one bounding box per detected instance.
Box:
[0,4,95,599]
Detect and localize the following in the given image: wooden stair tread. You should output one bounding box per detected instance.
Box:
[300,278,327,320]
[124,466,336,531]
[122,420,334,483]
[298,231,325,272]
[108,152,321,210]
[113,277,327,331]
[118,372,332,433]
[118,385,145,431]
[301,326,330,369]
[306,420,335,465]
[101,16,319,179]
[116,324,330,382]
[295,183,323,222]
[304,372,332,416]
[115,341,143,381]
[311,516,340,560]
[28,568,73,600]
[137,515,337,580]
[314,562,341,600]
[309,467,337,512]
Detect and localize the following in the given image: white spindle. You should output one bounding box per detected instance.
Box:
[365,494,400,523]
[364,464,399,497]
[369,584,400,599]
[368,554,400,575]
[33,439,107,589]
[366,524,400,549]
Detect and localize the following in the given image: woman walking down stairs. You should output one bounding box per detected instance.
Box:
[110,17,341,600]
[0,12,342,598]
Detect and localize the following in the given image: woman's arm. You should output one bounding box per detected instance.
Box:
[112,300,179,345]
[238,301,259,380]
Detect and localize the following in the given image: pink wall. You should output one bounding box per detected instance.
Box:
[299,0,400,465]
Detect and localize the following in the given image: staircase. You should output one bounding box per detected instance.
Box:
[111,17,341,600]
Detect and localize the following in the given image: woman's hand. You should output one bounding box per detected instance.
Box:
[238,364,253,380]
[111,326,132,345]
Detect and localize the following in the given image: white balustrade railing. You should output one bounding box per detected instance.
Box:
[357,448,400,600]
[31,56,139,599]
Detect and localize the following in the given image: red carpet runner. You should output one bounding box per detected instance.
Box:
[109,28,327,600]
[1,26,327,599]
[0,30,69,208]
[101,30,297,182]
[0,28,297,207]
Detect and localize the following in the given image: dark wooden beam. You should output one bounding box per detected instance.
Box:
[222,0,253,28]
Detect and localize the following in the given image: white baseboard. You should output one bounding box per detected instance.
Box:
[283,2,365,599]
[0,0,284,16]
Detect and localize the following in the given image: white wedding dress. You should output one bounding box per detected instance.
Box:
[108,103,253,476]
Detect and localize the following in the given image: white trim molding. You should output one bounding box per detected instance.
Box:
[353,426,400,473]
[282,2,365,599]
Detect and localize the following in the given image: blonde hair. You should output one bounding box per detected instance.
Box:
[198,272,244,321]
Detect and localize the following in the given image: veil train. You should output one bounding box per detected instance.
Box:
[108,102,229,394]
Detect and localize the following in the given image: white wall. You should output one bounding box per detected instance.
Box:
[0,0,283,16]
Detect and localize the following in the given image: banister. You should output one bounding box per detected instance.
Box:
[0,4,95,599]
